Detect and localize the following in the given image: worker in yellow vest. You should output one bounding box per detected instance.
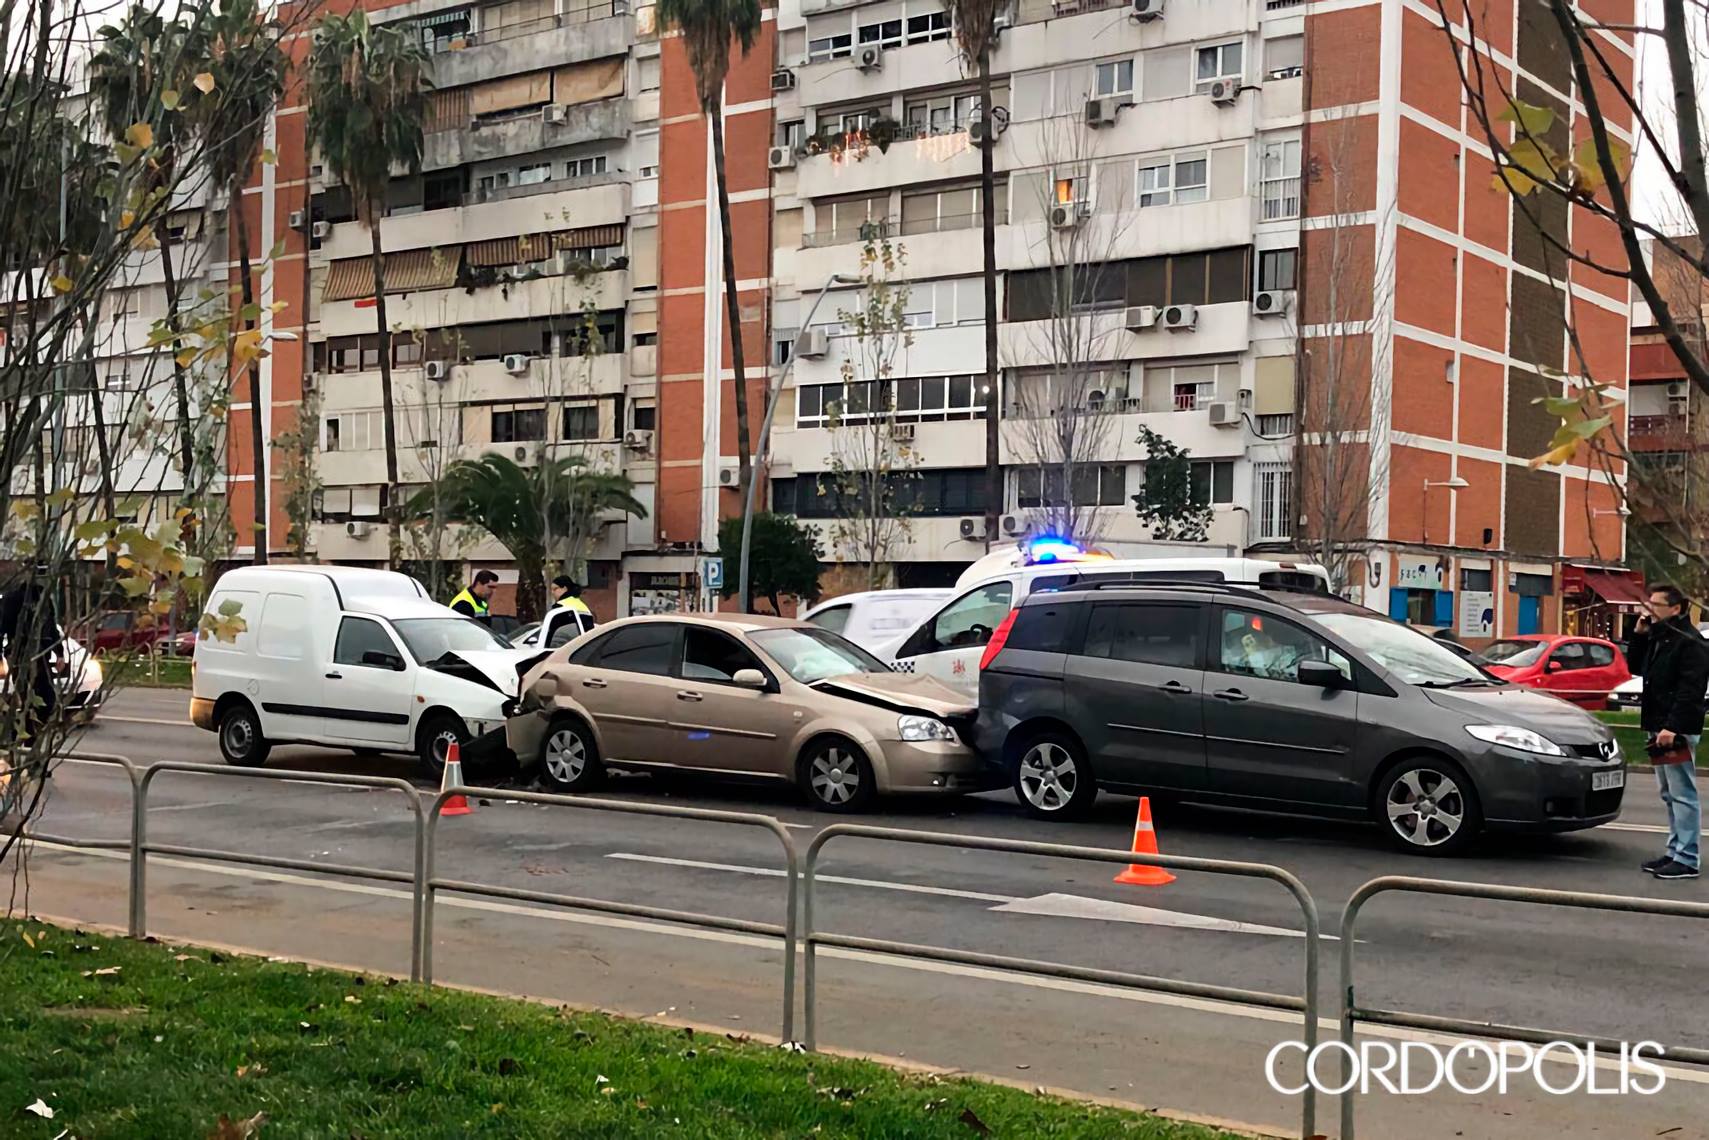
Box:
[553,575,594,624]
[449,570,499,623]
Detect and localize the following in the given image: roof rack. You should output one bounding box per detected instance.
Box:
[1041,577,1280,602]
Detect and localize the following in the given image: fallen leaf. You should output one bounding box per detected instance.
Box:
[343,995,361,1005]
[595,1075,609,1086]
[125,122,154,149]
[600,1087,618,1096]
[959,1107,991,1136]
[21,932,34,948]
[25,1099,54,1119]
[194,72,216,94]
[174,954,198,962]
[206,1111,267,1139]
[235,1063,267,1079]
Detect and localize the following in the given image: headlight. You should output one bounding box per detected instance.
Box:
[1465,724,1566,756]
[87,658,103,686]
[898,714,956,743]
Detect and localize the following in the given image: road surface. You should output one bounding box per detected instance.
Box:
[8,688,1709,1139]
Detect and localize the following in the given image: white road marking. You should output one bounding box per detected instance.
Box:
[610,852,1311,937]
[98,715,192,727]
[1606,821,1709,837]
[26,841,1709,1086]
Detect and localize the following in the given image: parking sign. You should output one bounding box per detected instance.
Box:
[702,556,724,590]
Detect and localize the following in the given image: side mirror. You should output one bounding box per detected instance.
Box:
[529,674,560,704]
[732,668,769,691]
[1298,660,1345,689]
[1546,659,1564,673]
[362,649,405,671]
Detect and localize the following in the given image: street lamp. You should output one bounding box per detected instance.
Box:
[737,271,862,612]
[1420,476,1468,545]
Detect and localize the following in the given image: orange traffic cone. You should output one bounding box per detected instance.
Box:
[439,740,474,817]
[1113,796,1174,886]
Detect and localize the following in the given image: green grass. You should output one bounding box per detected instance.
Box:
[1594,709,1703,769]
[103,655,192,689]
[0,920,1232,1139]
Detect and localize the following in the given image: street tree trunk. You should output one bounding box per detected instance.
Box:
[710,98,753,600]
[369,218,402,570]
[235,178,266,564]
[978,52,1001,551]
[157,226,197,496]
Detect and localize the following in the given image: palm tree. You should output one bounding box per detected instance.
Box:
[656,0,762,502]
[89,5,208,495]
[944,0,1005,549]
[306,10,430,569]
[198,0,286,563]
[417,453,646,620]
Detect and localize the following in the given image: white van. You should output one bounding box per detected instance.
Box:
[878,553,1332,693]
[190,566,542,773]
[799,589,954,652]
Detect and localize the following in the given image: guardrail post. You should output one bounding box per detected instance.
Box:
[410,791,427,984]
[802,843,820,1052]
[421,796,441,986]
[128,766,150,938]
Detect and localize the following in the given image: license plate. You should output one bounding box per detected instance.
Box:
[1592,770,1625,791]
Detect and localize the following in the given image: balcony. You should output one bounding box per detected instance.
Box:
[320,268,629,338]
[1629,413,1695,452]
[793,128,987,201]
[319,179,630,262]
[422,100,630,172]
[425,7,632,90]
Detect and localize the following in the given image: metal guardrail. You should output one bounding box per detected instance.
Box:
[1339,876,1709,1139]
[421,786,801,1042]
[2,752,141,851]
[802,824,1322,1140]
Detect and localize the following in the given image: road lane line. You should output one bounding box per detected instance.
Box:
[1606,821,1709,836]
[24,842,1709,1083]
[608,853,1312,937]
[97,715,194,727]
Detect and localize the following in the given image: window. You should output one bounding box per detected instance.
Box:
[424,171,465,210]
[778,119,805,150]
[929,582,1013,651]
[1054,171,1088,207]
[905,9,950,43]
[903,91,983,137]
[1260,139,1302,221]
[1095,58,1134,98]
[1217,608,1349,683]
[1258,248,1298,292]
[1586,643,1616,668]
[515,162,552,186]
[681,627,765,683]
[774,334,794,366]
[565,155,608,179]
[1137,159,1173,207]
[797,375,988,427]
[563,404,600,441]
[394,336,423,367]
[335,617,400,667]
[492,407,545,442]
[325,418,341,452]
[415,7,471,54]
[1016,465,1127,508]
[808,605,852,634]
[638,55,661,92]
[593,622,677,675]
[815,194,889,245]
[1189,460,1235,505]
[900,183,999,236]
[1255,462,1292,540]
[1195,41,1244,92]
[1257,412,1294,435]
[631,401,656,431]
[808,30,854,60]
[1174,152,1208,203]
[858,16,904,48]
[1265,34,1304,80]
[1083,603,1201,668]
[1550,642,1590,671]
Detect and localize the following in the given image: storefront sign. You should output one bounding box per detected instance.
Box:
[1396,558,1446,590]
[1458,591,1495,638]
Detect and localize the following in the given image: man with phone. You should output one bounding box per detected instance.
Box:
[1627,583,1706,880]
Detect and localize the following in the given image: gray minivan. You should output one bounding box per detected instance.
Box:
[977,582,1625,854]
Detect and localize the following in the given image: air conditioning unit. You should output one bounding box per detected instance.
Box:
[345,521,372,539]
[1161,303,1198,331]
[304,371,321,393]
[717,462,742,489]
[1130,0,1163,19]
[856,44,883,71]
[771,68,795,91]
[891,423,916,443]
[969,114,1008,146]
[1208,400,1238,427]
[424,360,449,381]
[287,209,306,230]
[611,0,629,15]
[958,516,988,541]
[1001,514,1026,536]
[514,446,530,461]
[623,429,654,451]
[1208,78,1240,105]
[796,328,830,359]
[1048,201,1088,229]
[543,104,568,125]
[310,163,324,179]
[1253,290,1291,317]
[768,145,796,170]
[992,9,1013,37]
[1667,381,1687,398]
[1085,97,1120,127]
[1125,305,1159,331]
[311,220,331,239]
[503,353,531,374]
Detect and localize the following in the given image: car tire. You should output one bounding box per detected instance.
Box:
[417,712,468,779]
[1011,731,1096,820]
[538,717,603,793]
[800,738,877,813]
[217,702,270,768]
[1374,756,1482,856]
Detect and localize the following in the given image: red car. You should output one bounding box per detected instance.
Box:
[1474,635,1631,710]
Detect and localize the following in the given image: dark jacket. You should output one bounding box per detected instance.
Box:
[1627,614,1709,736]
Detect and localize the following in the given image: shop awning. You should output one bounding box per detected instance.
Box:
[1581,569,1647,608]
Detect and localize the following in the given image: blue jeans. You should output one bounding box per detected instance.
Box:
[1655,741,1701,871]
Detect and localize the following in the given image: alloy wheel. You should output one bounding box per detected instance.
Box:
[1386,768,1466,847]
[1018,742,1079,812]
[544,728,587,784]
[811,747,860,805]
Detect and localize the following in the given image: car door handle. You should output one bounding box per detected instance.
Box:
[676,690,703,702]
[1159,680,1193,695]
[582,678,607,689]
[325,672,342,680]
[1212,688,1249,702]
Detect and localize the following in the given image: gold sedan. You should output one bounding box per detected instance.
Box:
[508,613,992,811]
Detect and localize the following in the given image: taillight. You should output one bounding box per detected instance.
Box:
[980,609,1019,671]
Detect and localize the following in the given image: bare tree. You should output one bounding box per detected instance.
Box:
[822,234,919,589]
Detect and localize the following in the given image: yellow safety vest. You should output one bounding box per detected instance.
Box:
[450,587,489,616]
[557,596,592,614]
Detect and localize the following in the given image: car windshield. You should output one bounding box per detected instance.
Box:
[1312,611,1492,686]
[750,626,891,684]
[1474,639,1547,667]
[392,617,512,663]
